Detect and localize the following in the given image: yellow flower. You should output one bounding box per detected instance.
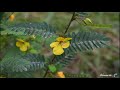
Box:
[16,39,30,52]
[57,71,65,78]
[9,14,15,21]
[50,37,72,55]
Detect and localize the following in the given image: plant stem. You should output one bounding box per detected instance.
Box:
[64,12,76,34]
[43,12,76,78]
[43,68,49,78]
[2,12,15,24]
[43,55,56,78]
[6,12,15,21]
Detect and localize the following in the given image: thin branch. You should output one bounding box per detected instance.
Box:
[6,12,15,21]
[43,55,56,78]
[43,12,76,78]
[2,12,15,24]
[64,12,76,34]
[43,68,49,78]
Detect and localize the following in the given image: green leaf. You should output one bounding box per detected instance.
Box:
[54,53,76,68]
[48,64,57,73]
[53,31,110,68]
[0,47,45,73]
[65,72,91,78]
[1,22,56,38]
[66,31,110,53]
[76,12,88,17]
[29,49,38,54]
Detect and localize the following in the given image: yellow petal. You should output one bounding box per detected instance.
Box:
[9,14,15,21]
[16,41,24,47]
[24,42,30,48]
[64,38,72,41]
[50,42,59,48]
[20,45,27,52]
[61,41,70,48]
[57,72,65,78]
[56,37,65,42]
[53,45,64,55]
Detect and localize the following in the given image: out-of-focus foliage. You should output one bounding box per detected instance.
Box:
[0,12,119,78]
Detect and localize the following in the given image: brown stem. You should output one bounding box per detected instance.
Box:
[43,68,49,78]
[64,12,76,34]
[6,12,15,21]
[43,55,56,78]
[43,12,76,78]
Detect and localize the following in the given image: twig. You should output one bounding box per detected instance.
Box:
[43,12,76,78]
[5,12,15,22]
[43,55,56,78]
[64,12,76,34]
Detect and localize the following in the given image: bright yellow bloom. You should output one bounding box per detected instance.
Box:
[50,37,72,55]
[9,14,15,21]
[57,71,65,78]
[16,39,30,52]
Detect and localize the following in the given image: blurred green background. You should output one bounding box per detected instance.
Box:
[0,12,119,78]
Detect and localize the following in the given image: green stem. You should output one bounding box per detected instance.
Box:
[43,55,56,78]
[6,12,15,21]
[2,12,15,24]
[64,12,76,34]
[43,68,49,78]
[43,12,76,78]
